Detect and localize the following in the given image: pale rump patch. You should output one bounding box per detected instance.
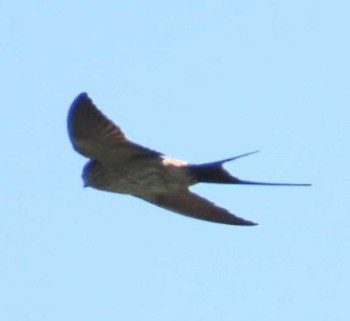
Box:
[161,156,189,167]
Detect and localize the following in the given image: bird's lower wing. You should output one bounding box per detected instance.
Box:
[145,191,257,226]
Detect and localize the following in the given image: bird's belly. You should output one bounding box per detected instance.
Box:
[96,163,190,197]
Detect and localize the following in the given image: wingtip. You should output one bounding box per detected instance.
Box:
[72,92,89,105]
[228,217,258,226]
[241,220,258,226]
[68,92,92,117]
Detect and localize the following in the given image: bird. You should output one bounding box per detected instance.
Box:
[67,93,311,226]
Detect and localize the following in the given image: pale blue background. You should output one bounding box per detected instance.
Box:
[1,1,349,320]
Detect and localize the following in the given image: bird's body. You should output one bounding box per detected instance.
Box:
[67,92,311,226]
[83,158,193,197]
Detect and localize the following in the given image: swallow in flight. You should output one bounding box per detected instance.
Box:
[67,93,311,226]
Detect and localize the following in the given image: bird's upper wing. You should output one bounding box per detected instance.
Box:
[145,190,257,226]
[67,93,162,162]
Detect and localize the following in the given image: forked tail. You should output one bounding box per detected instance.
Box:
[188,151,311,186]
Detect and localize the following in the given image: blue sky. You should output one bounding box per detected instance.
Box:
[1,1,349,320]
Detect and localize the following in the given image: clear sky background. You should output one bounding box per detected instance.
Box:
[1,1,349,320]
